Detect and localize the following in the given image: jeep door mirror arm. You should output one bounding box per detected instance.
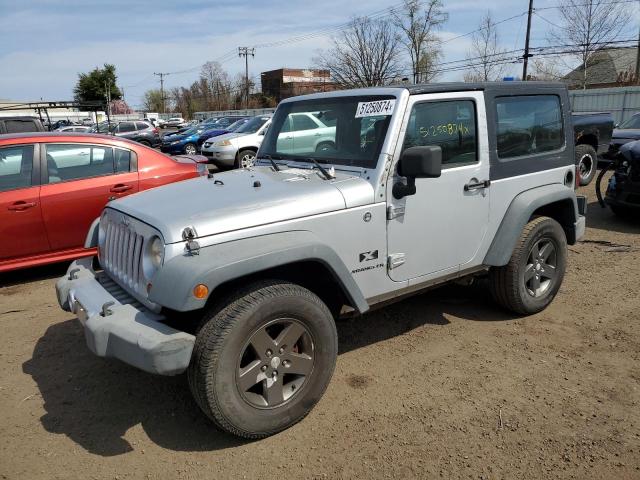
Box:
[392,146,442,200]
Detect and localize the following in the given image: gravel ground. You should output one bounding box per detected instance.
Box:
[0,177,639,480]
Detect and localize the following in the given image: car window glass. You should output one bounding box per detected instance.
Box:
[619,115,640,129]
[5,120,37,134]
[496,95,563,159]
[0,145,34,192]
[135,122,150,130]
[292,114,318,131]
[45,144,114,183]
[403,100,477,165]
[280,117,292,133]
[118,122,135,133]
[114,148,132,172]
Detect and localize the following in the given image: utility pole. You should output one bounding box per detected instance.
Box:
[522,0,534,81]
[238,47,255,109]
[154,72,169,113]
[635,25,640,84]
[104,79,112,116]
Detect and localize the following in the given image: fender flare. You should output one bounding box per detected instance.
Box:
[149,231,369,314]
[84,217,101,248]
[483,184,579,266]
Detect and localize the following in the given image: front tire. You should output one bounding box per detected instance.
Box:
[235,149,256,169]
[489,216,567,315]
[188,280,338,439]
[575,144,597,186]
[184,143,197,155]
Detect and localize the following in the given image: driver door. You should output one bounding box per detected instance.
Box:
[386,92,490,282]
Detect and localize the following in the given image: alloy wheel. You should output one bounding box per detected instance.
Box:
[236,318,315,409]
[524,238,557,297]
[240,153,255,168]
[578,153,594,181]
[185,144,197,155]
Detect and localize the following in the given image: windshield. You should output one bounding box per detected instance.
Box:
[235,116,270,134]
[228,119,248,131]
[618,115,640,130]
[260,95,395,169]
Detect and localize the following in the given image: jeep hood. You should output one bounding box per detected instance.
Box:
[109,167,374,244]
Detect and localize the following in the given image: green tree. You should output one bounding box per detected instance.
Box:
[73,64,122,102]
[142,89,165,112]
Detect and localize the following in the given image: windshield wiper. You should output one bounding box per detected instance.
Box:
[260,154,282,171]
[305,157,334,180]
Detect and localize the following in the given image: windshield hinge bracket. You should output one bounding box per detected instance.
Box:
[387,205,405,220]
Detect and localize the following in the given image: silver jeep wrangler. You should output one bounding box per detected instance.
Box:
[57,82,586,439]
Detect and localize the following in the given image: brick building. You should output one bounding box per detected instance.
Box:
[261,68,339,102]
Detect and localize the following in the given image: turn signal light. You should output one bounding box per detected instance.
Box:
[193,284,209,299]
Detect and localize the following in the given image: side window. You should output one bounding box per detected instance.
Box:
[118,122,135,133]
[496,95,563,159]
[292,114,318,131]
[280,117,292,133]
[45,144,114,183]
[0,145,34,192]
[403,100,477,166]
[114,148,133,172]
[5,120,37,134]
[135,122,150,130]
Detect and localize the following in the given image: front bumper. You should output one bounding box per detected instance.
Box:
[56,259,194,376]
[200,145,236,166]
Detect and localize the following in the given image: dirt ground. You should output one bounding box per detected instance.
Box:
[1,176,639,480]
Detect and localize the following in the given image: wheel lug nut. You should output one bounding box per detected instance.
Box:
[279,347,285,354]
[261,365,267,372]
[266,349,272,357]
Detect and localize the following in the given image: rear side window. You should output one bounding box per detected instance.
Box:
[403,100,478,166]
[292,114,319,131]
[45,144,114,183]
[0,145,34,192]
[114,148,132,172]
[118,122,135,133]
[135,122,150,130]
[5,119,38,134]
[496,95,563,159]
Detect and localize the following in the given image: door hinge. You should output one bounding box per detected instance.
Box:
[388,253,406,270]
[387,205,405,220]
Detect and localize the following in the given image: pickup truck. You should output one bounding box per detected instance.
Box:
[57,81,586,439]
[572,112,614,186]
[0,116,46,134]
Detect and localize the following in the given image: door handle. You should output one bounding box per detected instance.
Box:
[8,201,37,211]
[314,133,322,136]
[464,180,491,191]
[110,184,133,193]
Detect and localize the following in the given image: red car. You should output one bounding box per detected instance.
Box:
[0,132,206,272]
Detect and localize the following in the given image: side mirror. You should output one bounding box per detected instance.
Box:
[393,146,442,199]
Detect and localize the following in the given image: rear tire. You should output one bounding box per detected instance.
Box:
[576,144,597,186]
[138,140,151,147]
[188,280,338,439]
[489,216,567,315]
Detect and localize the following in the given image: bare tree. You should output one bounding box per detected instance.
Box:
[548,0,630,89]
[392,0,448,83]
[316,17,403,87]
[463,11,508,82]
[528,57,565,81]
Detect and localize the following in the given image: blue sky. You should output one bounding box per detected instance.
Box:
[0,0,637,108]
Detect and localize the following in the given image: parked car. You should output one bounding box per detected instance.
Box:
[0,116,45,134]
[165,117,186,128]
[55,125,92,133]
[160,124,211,155]
[606,113,640,159]
[0,132,207,272]
[81,118,94,126]
[196,118,250,151]
[596,139,640,218]
[572,112,614,186]
[57,81,586,439]
[50,119,79,130]
[200,115,272,168]
[110,121,161,148]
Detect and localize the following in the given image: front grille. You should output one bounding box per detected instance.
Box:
[101,216,145,292]
[96,272,145,310]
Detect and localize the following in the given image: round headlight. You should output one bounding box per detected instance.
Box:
[149,236,164,268]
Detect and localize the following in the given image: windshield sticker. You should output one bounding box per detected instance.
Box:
[355,100,396,118]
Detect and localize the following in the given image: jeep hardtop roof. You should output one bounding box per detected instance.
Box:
[401,81,567,95]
